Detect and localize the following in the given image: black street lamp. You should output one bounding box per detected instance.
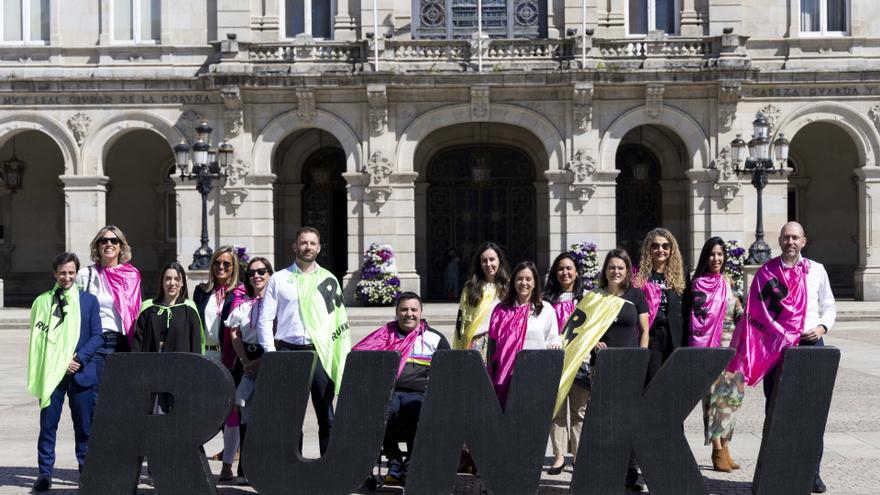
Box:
[173,121,234,270]
[729,116,790,265]
[1,136,26,193]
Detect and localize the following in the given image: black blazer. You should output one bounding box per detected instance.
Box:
[660,288,686,349]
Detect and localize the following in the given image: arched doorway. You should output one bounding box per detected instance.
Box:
[105,130,177,296]
[614,125,691,264]
[615,144,662,255]
[787,122,859,297]
[425,144,536,300]
[0,130,65,305]
[274,129,347,279]
[301,148,347,281]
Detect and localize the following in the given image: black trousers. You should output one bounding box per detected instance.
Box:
[383,390,424,463]
[276,341,336,456]
[647,319,674,382]
[763,337,825,476]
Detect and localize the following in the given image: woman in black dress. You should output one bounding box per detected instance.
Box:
[131,262,203,354]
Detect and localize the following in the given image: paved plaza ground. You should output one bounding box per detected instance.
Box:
[0,305,877,494]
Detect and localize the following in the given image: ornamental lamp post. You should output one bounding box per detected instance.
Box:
[730,116,790,265]
[174,122,234,270]
[1,136,25,193]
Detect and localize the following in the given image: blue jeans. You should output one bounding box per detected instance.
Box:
[93,332,127,404]
[37,376,95,476]
[763,337,824,476]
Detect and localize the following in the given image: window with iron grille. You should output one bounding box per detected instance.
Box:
[414,0,545,39]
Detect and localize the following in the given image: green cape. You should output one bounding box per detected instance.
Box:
[28,285,81,408]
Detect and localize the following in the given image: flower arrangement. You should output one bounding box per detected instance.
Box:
[570,241,600,291]
[233,245,250,264]
[725,239,747,298]
[356,243,401,305]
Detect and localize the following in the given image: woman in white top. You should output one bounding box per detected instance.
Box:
[192,245,242,481]
[76,225,142,399]
[225,256,273,486]
[487,261,562,406]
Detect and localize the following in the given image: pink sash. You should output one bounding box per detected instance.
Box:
[727,257,809,386]
[551,300,576,335]
[487,304,531,405]
[222,285,249,370]
[353,320,424,378]
[98,263,142,341]
[688,274,729,348]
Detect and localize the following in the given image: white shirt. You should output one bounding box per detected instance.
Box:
[76,265,123,334]
[225,300,260,345]
[257,263,315,352]
[203,294,222,346]
[781,256,836,333]
[521,300,561,350]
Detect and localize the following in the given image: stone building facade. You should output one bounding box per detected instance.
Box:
[1,0,879,304]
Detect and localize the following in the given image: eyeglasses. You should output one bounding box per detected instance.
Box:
[246,268,269,277]
[213,261,233,269]
[97,237,121,246]
[650,242,671,250]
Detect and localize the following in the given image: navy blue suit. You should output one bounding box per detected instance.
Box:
[37,290,103,477]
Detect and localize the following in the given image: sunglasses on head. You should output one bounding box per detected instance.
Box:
[247,268,269,277]
[651,242,671,250]
[98,237,121,246]
[213,260,233,269]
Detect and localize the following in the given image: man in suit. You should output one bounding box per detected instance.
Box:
[27,252,103,492]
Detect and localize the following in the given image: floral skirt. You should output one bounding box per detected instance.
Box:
[702,370,745,445]
[470,334,489,364]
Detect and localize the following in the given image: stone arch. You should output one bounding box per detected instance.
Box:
[253,109,362,175]
[599,105,710,172]
[0,113,78,175]
[774,101,879,168]
[397,104,565,174]
[82,111,184,176]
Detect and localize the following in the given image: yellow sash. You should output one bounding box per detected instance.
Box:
[555,289,625,414]
[452,285,498,350]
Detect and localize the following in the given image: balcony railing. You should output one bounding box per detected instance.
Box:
[222,33,749,74]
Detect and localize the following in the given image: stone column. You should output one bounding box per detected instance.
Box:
[171,176,204,268]
[414,182,429,295]
[342,171,367,305]
[60,175,108,264]
[334,0,357,41]
[855,168,880,300]
[679,0,702,36]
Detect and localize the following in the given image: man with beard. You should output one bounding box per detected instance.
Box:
[256,226,351,455]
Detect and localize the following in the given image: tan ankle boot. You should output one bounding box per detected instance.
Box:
[723,445,740,470]
[712,448,732,472]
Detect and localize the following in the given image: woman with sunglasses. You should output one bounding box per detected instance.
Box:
[224,257,274,486]
[193,245,243,482]
[633,227,687,381]
[686,237,744,473]
[76,226,142,394]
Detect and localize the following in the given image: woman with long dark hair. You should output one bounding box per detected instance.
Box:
[686,237,744,473]
[452,242,510,361]
[131,262,203,354]
[193,245,243,481]
[487,261,561,406]
[543,252,586,474]
[633,227,687,380]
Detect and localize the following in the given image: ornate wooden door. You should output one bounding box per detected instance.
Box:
[615,144,662,256]
[426,145,536,300]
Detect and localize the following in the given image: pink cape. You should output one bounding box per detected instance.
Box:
[726,257,809,386]
[487,304,531,405]
[353,321,425,378]
[640,281,663,328]
[551,300,576,335]
[98,263,142,341]
[688,274,730,348]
